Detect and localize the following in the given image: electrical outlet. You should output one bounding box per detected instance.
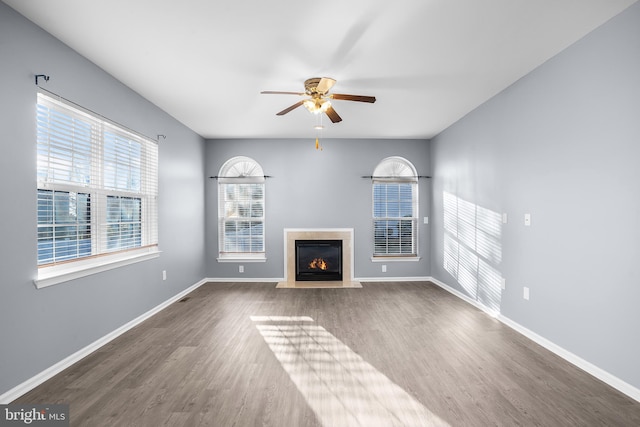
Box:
[523,287,530,300]
[524,213,531,226]
[423,217,429,224]
[162,270,166,281]
[381,265,387,273]
[239,265,244,273]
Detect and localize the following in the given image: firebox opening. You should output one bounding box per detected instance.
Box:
[295,240,343,281]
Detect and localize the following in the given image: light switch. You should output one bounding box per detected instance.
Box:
[523,287,530,300]
[502,213,508,224]
[524,213,531,226]
[423,217,429,224]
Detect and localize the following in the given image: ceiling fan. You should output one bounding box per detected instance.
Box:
[261,77,376,123]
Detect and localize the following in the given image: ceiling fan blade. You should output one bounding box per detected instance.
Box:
[261,91,305,95]
[325,106,342,123]
[316,77,336,94]
[330,93,376,103]
[276,100,304,116]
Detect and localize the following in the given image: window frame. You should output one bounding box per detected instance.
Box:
[35,90,159,288]
[371,156,420,261]
[217,156,266,262]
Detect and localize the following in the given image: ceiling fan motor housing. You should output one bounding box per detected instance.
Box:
[305,77,335,96]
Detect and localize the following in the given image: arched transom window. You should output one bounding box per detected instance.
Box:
[372,156,418,257]
[218,156,265,260]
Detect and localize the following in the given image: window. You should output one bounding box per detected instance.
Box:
[36,91,158,286]
[372,157,418,257]
[218,157,265,261]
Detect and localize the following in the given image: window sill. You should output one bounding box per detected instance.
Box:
[35,248,161,289]
[371,256,421,262]
[217,254,266,263]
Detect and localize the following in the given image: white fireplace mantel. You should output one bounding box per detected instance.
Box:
[278,228,361,288]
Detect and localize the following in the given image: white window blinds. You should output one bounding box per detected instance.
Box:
[372,157,418,256]
[37,91,158,266]
[218,157,265,259]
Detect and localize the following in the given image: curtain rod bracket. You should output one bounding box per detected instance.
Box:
[157,135,166,141]
[35,74,50,85]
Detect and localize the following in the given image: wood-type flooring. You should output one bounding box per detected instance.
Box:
[13,281,640,426]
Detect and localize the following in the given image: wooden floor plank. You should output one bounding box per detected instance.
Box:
[13,281,640,426]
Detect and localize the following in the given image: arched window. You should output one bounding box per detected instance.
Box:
[218,156,265,260]
[372,157,418,257]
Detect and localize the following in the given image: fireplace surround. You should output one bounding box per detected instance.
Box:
[278,228,360,288]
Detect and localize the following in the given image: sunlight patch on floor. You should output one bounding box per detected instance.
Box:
[250,315,314,322]
[253,317,449,427]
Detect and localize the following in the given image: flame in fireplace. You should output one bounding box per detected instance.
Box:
[308,258,328,270]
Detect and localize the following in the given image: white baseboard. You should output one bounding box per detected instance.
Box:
[498,315,640,402]
[427,276,640,403]
[0,278,209,404]
[203,277,284,282]
[427,276,499,316]
[203,277,433,284]
[203,277,432,283]
[355,276,432,283]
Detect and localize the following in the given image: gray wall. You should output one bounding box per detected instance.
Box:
[205,138,431,279]
[4,0,638,402]
[430,2,640,390]
[0,3,207,396]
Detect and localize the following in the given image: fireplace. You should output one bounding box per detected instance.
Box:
[278,229,359,288]
[295,240,343,281]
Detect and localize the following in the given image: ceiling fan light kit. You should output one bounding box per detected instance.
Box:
[303,98,331,114]
[261,77,376,124]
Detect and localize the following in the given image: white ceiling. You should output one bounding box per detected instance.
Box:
[4,0,637,140]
